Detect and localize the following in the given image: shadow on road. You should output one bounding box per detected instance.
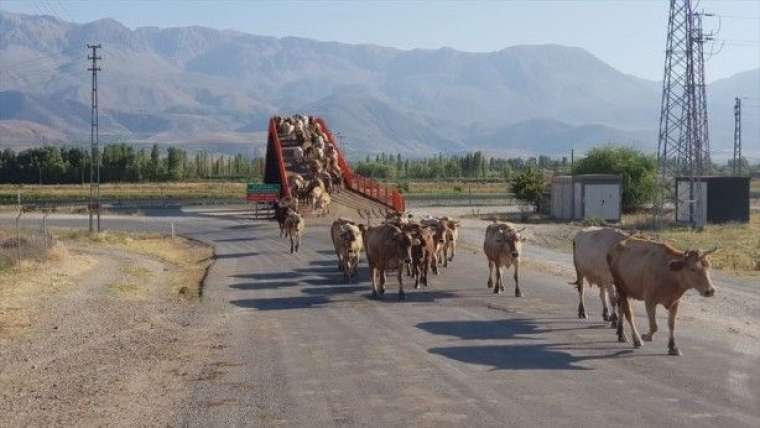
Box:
[213,237,259,243]
[417,319,545,341]
[428,344,630,371]
[232,272,302,281]
[230,281,302,290]
[301,285,366,295]
[215,251,260,259]
[230,295,332,310]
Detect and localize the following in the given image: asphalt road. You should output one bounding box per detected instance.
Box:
[4,207,759,427]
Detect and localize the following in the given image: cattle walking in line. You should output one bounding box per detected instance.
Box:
[607,238,717,356]
[570,227,629,323]
[340,223,364,280]
[364,224,415,300]
[410,226,437,289]
[274,197,298,239]
[440,217,460,266]
[420,218,447,273]
[283,212,305,254]
[483,222,526,296]
[331,218,354,271]
[329,219,365,282]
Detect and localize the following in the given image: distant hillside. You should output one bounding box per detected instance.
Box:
[0,10,757,158]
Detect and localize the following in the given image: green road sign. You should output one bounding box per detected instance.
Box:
[247,183,281,194]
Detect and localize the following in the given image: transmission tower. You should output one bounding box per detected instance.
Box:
[733,97,742,175]
[656,0,714,226]
[87,44,102,233]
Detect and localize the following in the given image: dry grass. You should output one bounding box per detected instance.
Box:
[1,229,213,338]
[654,213,760,276]
[403,181,510,194]
[60,230,213,297]
[0,245,95,338]
[0,182,246,205]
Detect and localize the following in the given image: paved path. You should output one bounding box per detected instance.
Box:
[3,207,759,427]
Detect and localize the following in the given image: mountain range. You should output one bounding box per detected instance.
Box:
[0,10,757,159]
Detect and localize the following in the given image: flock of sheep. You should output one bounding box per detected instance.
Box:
[274,114,345,217]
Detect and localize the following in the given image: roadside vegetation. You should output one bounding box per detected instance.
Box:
[0,144,264,185]
[654,214,760,276]
[57,230,213,297]
[572,146,657,212]
[0,182,246,205]
[0,227,215,425]
[1,226,212,338]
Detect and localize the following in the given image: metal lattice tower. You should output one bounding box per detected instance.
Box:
[87,44,102,233]
[656,0,713,225]
[733,97,742,175]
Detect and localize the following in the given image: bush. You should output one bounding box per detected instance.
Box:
[511,167,545,211]
[572,146,656,212]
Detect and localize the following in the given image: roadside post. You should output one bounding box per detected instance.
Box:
[246,183,281,219]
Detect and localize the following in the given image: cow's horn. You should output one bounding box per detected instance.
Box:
[516,227,527,233]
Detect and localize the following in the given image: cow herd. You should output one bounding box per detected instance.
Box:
[272,204,718,356]
[325,213,463,299]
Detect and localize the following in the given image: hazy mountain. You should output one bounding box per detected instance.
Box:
[468,118,655,157]
[0,10,756,159]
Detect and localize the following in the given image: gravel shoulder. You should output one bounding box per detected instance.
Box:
[0,235,216,426]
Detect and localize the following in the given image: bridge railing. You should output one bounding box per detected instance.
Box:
[315,118,405,212]
[264,118,291,199]
[265,116,405,212]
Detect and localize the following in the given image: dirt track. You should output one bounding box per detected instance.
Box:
[0,241,216,426]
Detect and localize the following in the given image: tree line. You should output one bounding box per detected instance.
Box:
[0,144,265,184]
[352,152,572,181]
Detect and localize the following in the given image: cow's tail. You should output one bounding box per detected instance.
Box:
[568,238,583,290]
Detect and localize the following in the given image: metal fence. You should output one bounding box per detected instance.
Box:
[0,212,55,269]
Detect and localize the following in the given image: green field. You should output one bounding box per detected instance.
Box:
[0,182,246,205]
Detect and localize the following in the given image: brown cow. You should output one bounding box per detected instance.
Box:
[420,218,447,273]
[364,224,415,300]
[411,226,437,289]
[607,237,717,356]
[337,223,365,282]
[483,222,526,296]
[283,212,305,254]
[440,217,460,266]
[331,218,354,271]
[274,199,296,239]
[570,227,627,322]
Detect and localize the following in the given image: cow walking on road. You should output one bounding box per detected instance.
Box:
[438,217,460,267]
[364,224,415,300]
[330,218,365,282]
[284,212,305,254]
[570,227,628,323]
[411,226,437,289]
[607,238,717,356]
[483,222,526,296]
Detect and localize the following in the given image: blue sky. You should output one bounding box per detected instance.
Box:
[2,0,759,81]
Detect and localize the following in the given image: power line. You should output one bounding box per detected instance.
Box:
[656,0,714,228]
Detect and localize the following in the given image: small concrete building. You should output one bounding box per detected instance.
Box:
[551,174,622,222]
[676,176,750,225]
